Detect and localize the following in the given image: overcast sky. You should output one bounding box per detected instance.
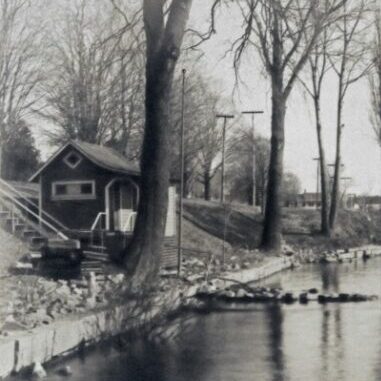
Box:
[186,1,381,195]
[33,1,381,195]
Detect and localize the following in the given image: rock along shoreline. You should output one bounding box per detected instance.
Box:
[1,244,380,379]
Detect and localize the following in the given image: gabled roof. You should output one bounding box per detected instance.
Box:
[29,140,140,182]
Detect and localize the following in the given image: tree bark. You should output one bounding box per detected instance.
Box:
[313,95,330,236]
[329,74,344,229]
[125,0,193,285]
[261,13,285,252]
[203,171,211,201]
[261,77,286,251]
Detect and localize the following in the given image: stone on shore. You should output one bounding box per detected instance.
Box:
[57,365,72,377]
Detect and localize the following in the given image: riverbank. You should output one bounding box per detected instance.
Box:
[0,254,293,379]
[4,242,381,379]
[183,199,381,251]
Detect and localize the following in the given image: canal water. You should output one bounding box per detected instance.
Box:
[32,258,381,381]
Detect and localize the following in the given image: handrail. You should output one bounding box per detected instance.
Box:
[0,178,69,231]
[91,212,106,231]
[0,186,69,240]
[122,211,137,232]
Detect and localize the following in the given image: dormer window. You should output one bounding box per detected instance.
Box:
[64,151,82,169]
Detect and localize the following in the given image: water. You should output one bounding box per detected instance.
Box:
[22,258,381,381]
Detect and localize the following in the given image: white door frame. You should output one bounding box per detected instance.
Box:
[105,177,139,230]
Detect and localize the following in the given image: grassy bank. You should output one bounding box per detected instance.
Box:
[183,199,381,253]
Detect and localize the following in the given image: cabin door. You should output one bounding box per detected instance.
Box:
[113,182,137,231]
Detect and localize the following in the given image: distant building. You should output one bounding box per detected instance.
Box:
[284,191,321,209]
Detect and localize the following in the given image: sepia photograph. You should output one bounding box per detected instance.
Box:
[0,0,381,380]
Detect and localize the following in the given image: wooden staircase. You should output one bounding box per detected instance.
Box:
[81,244,110,276]
[0,179,74,270]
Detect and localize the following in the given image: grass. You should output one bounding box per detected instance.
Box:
[183,198,381,252]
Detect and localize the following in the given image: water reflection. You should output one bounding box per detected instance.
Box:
[321,263,340,292]
[26,258,381,381]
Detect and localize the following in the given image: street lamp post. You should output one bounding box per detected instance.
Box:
[242,110,264,207]
[216,114,234,203]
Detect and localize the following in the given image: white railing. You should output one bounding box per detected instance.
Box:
[122,211,137,232]
[91,212,106,231]
[0,186,69,240]
[0,178,69,231]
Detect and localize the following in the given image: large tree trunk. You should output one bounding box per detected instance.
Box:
[313,96,330,236]
[261,77,286,251]
[125,0,192,285]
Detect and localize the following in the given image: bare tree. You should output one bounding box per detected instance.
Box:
[298,4,335,236]
[125,0,193,284]
[228,0,346,251]
[0,0,44,175]
[328,0,372,229]
[369,10,381,147]
[169,73,217,198]
[227,127,270,209]
[39,0,144,157]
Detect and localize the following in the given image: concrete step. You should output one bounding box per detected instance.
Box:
[83,251,109,262]
[0,211,10,219]
[28,250,42,260]
[48,238,80,249]
[30,236,48,247]
[14,223,26,232]
[23,230,39,238]
[86,245,107,251]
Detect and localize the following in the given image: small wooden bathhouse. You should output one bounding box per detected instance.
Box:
[24,140,178,272]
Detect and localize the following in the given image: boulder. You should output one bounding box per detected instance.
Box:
[282,293,296,304]
[236,288,247,298]
[57,365,72,377]
[339,293,350,302]
[299,293,308,304]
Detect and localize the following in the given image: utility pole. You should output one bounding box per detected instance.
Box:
[242,110,264,207]
[216,114,234,203]
[177,69,186,277]
[340,176,352,208]
[313,157,320,209]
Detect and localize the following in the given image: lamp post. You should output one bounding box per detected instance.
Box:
[177,68,186,277]
[242,110,264,207]
[216,114,234,203]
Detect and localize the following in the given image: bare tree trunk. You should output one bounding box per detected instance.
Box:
[313,96,330,236]
[329,77,344,229]
[125,0,193,284]
[261,76,286,251]
[203,171,211,201]
[248,180,254,206]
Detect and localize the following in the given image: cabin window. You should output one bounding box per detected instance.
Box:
[63,151,82,169]
[52,180,96,200]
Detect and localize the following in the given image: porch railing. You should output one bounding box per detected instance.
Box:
[122,211,137,232]
[0,178,69,232]
[0,184,69,240]
[91,212,106,231]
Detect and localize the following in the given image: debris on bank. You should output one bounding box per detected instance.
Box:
[194,283,378,306]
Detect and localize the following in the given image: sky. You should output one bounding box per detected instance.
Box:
[186,1,381,195]
[33,0,381,195]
